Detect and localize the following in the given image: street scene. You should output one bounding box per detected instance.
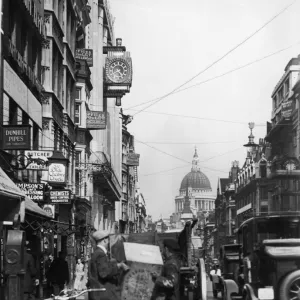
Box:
[1,0,300,300]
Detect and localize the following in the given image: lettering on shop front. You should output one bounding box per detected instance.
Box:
[16,183,44,202]
[50,190,70,204]
[2,125,31,150]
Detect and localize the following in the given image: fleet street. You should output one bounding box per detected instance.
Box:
[0,1,300,300]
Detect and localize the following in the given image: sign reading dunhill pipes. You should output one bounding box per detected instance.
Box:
[50,190,71,204]
[127,153,140,166]
[2,125,31,150]
[86,111,106,129]
[16,183,45,202]
[75,48,93,67]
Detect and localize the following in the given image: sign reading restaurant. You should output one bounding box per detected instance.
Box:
[86,111,106,130]
[50,190,71,204]
[2,125,31,150]
[75,48,93,67]
[16,183,44,202]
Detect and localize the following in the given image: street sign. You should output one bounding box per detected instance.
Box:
[86,111,106,130]
[127,153,140,166]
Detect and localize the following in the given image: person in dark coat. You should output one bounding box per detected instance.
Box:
[152,239,181,300]
[88,230,129,300]
[45,253,54,297]
[24,247,37,300]
[48,252,69,295]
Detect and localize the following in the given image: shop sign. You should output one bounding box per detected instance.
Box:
[49,190,71,204]
[86,111,106,130]
[43,205,55,218]
[2,125,31,150]
[48,163,66,183]
[127,153,140,166]
[24,150,53,170]
[282,99,294,119]
[16,183,44,202]
[75,48,93,66]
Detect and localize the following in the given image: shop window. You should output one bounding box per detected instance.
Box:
[75,103,81,125]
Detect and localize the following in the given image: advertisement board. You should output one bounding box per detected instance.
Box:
[16,183,44,202]
[48,163,66,183]
[42,205,55,218]
[2,125,31,150]
[86,111,106,130]
[75,48,93,67]
[49,190,71,204]
[127,153,140,166]
[282,99,294,119]
[24,150,53,170]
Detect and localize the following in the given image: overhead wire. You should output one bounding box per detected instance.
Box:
[125,40,300,111]
[129,0,297,116]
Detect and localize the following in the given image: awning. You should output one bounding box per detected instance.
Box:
[0,167,50,220]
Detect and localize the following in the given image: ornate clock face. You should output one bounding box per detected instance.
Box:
[107,60,129,83]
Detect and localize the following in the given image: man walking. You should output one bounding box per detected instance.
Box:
[88,230,129,300]
[152,239,181,300]
[24,244,37,300]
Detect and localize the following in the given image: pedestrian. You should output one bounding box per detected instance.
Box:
[74,258,84,291]
[45,253,54,297]
[88,230,129,300]
[24,244,38,300]
[151,239,181,300]
[48,252,69,295]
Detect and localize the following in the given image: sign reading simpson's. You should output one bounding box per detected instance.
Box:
[16,183,44,202]
[49,190,71,204]
[86,111,106,130]
[2,125,31,150]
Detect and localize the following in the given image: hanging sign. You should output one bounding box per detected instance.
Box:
[127,153,140,166]
[75,48,93,67]
[282,99,293,119]
[48,163,66,183]
[24,151,53,170]
[86,111,106,130]
[49,190,71,204]
[2,125,31,150]
[16,183,44,202]
[42,204,55,218]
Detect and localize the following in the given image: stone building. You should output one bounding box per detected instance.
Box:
[174,148,215,220]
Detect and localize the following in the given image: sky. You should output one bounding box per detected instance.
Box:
[109,0,300,220]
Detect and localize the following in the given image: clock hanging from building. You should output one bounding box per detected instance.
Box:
[105,57,132,85]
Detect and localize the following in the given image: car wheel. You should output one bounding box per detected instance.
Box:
[279,270,300,300]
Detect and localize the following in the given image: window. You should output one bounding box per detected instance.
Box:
[75,103,81,125]
[284,78,290,96]
[260,161,267,178]
[76,88,81,101]
[278,87,284,103]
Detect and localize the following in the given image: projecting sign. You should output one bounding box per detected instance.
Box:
[282,99,293,119]
[16,183,44,202]
[127,153,140,166]
[75,48,93,67]
[43,205,55,218]
[48,163,66,183]
[2,125,31,150]
[86,111,106,130]
[49,190,71,204]
[24,151,53,170]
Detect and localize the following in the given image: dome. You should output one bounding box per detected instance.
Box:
[180,170,211,190]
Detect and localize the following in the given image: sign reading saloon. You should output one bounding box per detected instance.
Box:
[75,48,93,67]
[50,190,70,204]
[127,153,140,166]
[86,111,106,130]
[16,183,44,202]
[2,125,31,150]
[48,163,66,183]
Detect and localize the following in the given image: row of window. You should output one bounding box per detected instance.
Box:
[272,76,290,110]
